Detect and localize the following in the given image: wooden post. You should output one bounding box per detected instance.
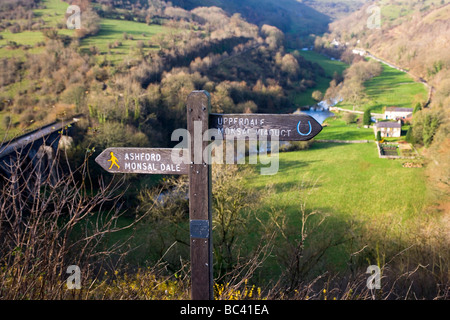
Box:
[187,90,213,300]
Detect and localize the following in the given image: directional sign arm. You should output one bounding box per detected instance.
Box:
[95,147,188,175]
[209,113,322,141]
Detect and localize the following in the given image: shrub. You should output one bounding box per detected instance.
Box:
[343,112,357,124]
[376,130,381,142]
[2,115,11,128]
[8,24,20,33]
[19,110,35,125]
[312,90,323,102]
[363,109,371,126]
[405,126,413,143]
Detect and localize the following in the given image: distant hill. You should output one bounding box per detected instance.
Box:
[316,0,449,111]
[169,0,369,25]
[322,0,450,82]
[147,0,333,37]
[300,0,369,19]
[107,1,371,46]
[102,0,374,43]
[314,0,450,114]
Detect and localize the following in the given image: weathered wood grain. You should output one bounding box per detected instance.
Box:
[187,90,213,300]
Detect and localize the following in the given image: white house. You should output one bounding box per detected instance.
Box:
[384,107,413,120]
[352,48,366,56]
[331,39,340,47]
[374,120,402,138]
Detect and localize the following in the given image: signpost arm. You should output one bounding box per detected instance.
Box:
[187,90,213,300]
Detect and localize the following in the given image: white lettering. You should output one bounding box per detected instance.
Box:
[66,265,81,289]
[180,304,214,317]
[66,5,81,30]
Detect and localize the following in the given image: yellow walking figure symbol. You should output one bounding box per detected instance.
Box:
[108,152,120,169]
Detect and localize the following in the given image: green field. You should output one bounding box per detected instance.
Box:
[0,0,171,63]
[316,114,375,141]
[33,0,70,25]
[337,60,428,113]
[0,30,46,59]
[249,142,427,218]
[243,140,429,276]
[378,0,445,24]
[293,50,348,107]
[299,50,348,77]
[80,19,169,64]
[0,0,73,58]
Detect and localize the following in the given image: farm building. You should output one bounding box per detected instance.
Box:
[331,38,340,47]
[384,107,413,120]
[352,48,366,56]
[374,120,402,138]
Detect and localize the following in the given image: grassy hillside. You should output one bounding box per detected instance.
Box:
[298,50,347,77]
[336,59,428,113]
[0,0,171,62]
[243,140,432,279]
[325,0,450,81]
[0,0,174,139]
[293,50,348,107]
[79,18,169,64]
[0,0,69,58]
[248,143,428,221]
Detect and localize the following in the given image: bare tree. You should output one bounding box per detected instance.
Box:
[0,135,148,299]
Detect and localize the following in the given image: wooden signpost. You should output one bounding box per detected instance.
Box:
[95,90,322,300]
